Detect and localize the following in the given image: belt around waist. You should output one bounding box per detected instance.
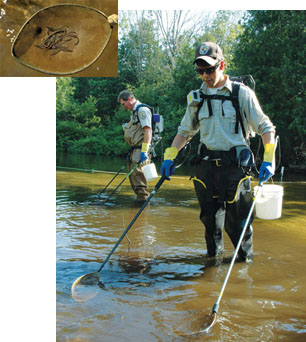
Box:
[200,144,236,163]
[130,145,141,150]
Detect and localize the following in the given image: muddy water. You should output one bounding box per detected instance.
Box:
[56,168,306,342]
[0,0,117,76]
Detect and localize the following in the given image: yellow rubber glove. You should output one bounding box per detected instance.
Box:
[164,146,178,160]
[259,143,276,183]
[263,143,276,163]
[140,143,150,163]
[161,147,178,180]
[141,143,150,152]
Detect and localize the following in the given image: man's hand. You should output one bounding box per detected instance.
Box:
[259,143,276,183]
[140,142,149,163]
[160,146,178,180]
[140,152,148,163]
[259,161,275,183]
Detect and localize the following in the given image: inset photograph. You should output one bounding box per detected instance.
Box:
[0,0,118,76]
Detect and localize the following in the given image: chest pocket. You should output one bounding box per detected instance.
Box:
[197,101,211,135]
[222,100,237,134]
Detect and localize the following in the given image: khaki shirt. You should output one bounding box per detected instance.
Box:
[178,75,275,150]
[124,100,152,147]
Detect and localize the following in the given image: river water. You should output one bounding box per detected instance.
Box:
[56,154,306,341]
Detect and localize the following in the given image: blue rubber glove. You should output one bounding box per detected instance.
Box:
[140,152,148,163]
[161,160,176,180]
[140,143,149,164]
[259,161,275,183]
[259,143,276,183]
[160,147,178,180]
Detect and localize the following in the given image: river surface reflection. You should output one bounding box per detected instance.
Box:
[56,155,306,342]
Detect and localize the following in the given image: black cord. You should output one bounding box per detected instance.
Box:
[175,141,192,169]
[275,136,282,171]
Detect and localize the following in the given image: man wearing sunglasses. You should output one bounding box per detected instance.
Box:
[161,42,275,262]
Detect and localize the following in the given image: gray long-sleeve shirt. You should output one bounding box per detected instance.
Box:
[178,75,275,151]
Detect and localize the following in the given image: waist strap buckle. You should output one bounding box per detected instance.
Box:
[211,158,222,167]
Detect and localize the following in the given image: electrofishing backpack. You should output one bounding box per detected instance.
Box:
[133,103,164,139]
[187,74,256,141]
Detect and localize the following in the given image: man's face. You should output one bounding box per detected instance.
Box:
[120,97,135,111]
[195,60,225,88]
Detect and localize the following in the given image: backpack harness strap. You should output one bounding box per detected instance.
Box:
[196,82,247,139]
[132,103,153,125]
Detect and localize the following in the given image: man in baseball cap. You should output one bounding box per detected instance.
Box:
[193,42,224,66]
[161,41,276,263]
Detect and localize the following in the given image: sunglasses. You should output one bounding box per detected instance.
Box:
[195,63,220,75]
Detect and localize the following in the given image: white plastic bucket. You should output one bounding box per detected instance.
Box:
[142,163,158,182]
[254,185,284,220]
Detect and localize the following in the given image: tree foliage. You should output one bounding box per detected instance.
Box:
[235,10,306,164]
[56,10,305,166]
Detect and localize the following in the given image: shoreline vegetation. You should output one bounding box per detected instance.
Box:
[57,10,305,169]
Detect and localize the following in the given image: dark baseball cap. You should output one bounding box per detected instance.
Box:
[193,42,223,66]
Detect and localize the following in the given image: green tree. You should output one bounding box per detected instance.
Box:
[196,10,244,74]
[56,77,75,121]
[234,10,306,165]
[56,78,103,152]
[57,10,306,167]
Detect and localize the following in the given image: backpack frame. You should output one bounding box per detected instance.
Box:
[133,103,163,138]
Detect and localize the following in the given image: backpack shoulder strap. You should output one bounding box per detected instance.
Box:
[196,92,208,117]
[230,82,247,139]
[231,82,240,101]
[133,103,153,114]
[132,103,153,127]
[195,84,247,140]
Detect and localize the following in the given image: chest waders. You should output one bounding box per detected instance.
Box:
[124,105,152,201]
[191,83,254,261]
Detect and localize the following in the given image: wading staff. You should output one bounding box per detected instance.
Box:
[101,161,141,203]
[71,144,189,300]
[98,164,125,197]
[101,139,163,203]
[192,181,263,335]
